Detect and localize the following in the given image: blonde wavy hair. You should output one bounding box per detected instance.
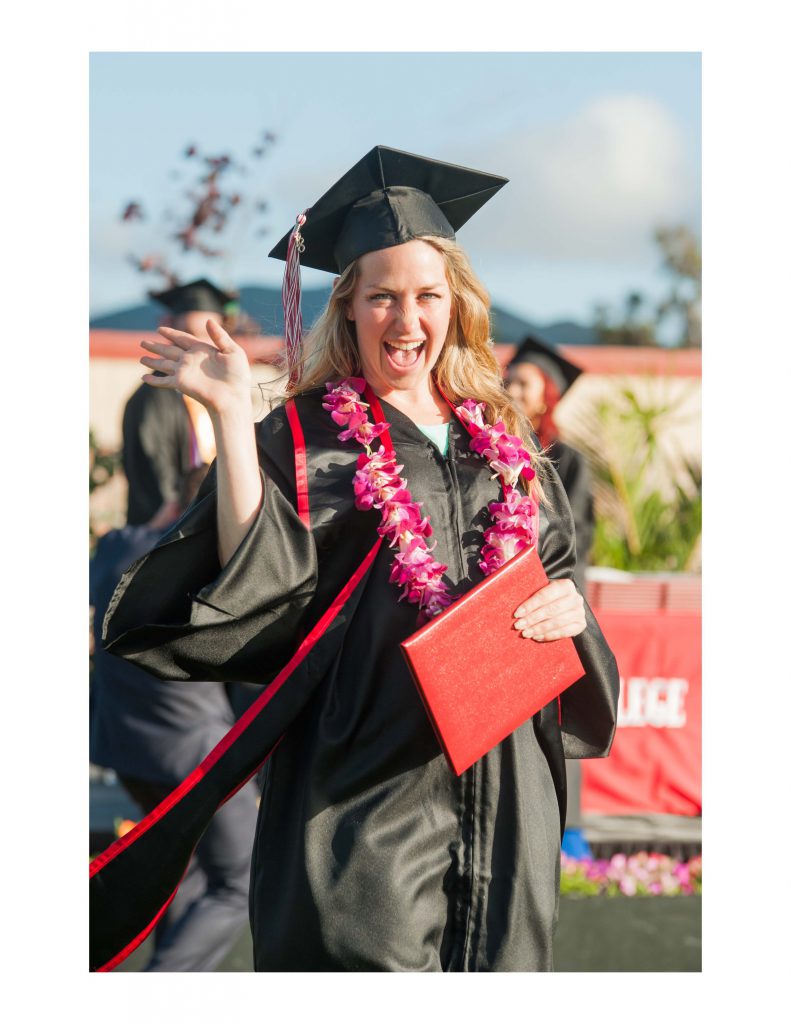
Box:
[284,235,549,496]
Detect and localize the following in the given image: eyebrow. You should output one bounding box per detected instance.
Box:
[364,282,447,291]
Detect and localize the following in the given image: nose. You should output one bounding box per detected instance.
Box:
[393,298,421,337]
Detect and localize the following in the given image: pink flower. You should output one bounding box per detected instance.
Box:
[478,546,504,576]
[322,378,369,428]
[674,864,691,886]
[421,580,453,618]
[378,498,431,546]
[456,399,486,433]
[587,860,610,880]
[389,538,446,586]
[619,876,637,896]
[470,422,535,487]
[478,486,536,574]
[479,529,532,575]
[489,489,537,536]
[458,402,535,486]
[353,449,404,510]
[388,538,450,611]
[336,409,368,437]
[340,418,390,446]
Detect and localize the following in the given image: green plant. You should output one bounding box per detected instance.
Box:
[568,382,701,572]
[89,429,123,551]
[90,429,121,495]
[593,225,701,348]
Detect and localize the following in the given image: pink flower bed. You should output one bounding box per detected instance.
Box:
[560,851,702,897]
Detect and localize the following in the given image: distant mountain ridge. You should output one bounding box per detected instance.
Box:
[90,284,596,346]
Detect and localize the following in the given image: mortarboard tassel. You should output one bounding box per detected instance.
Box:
[282,212,307,389]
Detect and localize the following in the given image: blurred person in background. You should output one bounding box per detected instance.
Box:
[90,465,258,972]
[122,278,234,526]
[506,335,593,596]
[506,335,595,859]
[122,276,263,725]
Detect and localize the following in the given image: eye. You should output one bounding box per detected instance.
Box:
[367,292,394,302]
[419,292,441,300]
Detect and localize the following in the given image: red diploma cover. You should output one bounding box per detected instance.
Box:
[401,545,584,775]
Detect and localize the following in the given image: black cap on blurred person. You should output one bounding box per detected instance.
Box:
[508,334,584,398]
[149,278,237,316]
[268,145,509,275]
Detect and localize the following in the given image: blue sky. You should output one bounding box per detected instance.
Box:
[90,52,700,332]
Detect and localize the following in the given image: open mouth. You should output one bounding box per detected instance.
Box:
[384,340,425,369]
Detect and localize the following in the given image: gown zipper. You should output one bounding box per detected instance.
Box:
[445,430,468,579]
[438,428,479,970]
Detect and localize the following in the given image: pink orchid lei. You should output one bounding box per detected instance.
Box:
[454,399,538,576]
[323,379,538,621]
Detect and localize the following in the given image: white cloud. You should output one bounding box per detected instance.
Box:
[460,94,698,264]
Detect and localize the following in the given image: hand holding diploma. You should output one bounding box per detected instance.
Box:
[514,578,586,641]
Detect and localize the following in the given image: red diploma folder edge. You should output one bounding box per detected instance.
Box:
[400,546,585,775]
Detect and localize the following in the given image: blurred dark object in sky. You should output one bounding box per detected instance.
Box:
[120,129,276,290]
[122,202,144,222]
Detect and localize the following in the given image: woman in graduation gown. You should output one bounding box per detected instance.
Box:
[92,146,619,973]
[506,335,594,596]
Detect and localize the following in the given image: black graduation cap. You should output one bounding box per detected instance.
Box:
[149,278,237,316]
[269,145,509,274]
[508,334,584,397]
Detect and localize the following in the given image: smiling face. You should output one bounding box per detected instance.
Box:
[346,239,453,397]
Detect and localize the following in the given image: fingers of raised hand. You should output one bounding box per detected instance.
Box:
[205,317,238,353]
[140,339,184,359]
[158,325,202,350]
[140,354,179,374]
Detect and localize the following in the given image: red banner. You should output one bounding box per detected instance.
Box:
[581,611,701,816]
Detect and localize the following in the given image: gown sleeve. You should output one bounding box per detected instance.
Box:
[537,459,619,759]
[102,407,318,685]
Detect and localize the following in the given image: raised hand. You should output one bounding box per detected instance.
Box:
[139,318,252,418]
[513,579,586,642]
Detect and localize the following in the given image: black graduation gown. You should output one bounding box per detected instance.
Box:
[547,439,594,596]
[93,388,618,973]
[122,384,194,526]
[544,440,595,831]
